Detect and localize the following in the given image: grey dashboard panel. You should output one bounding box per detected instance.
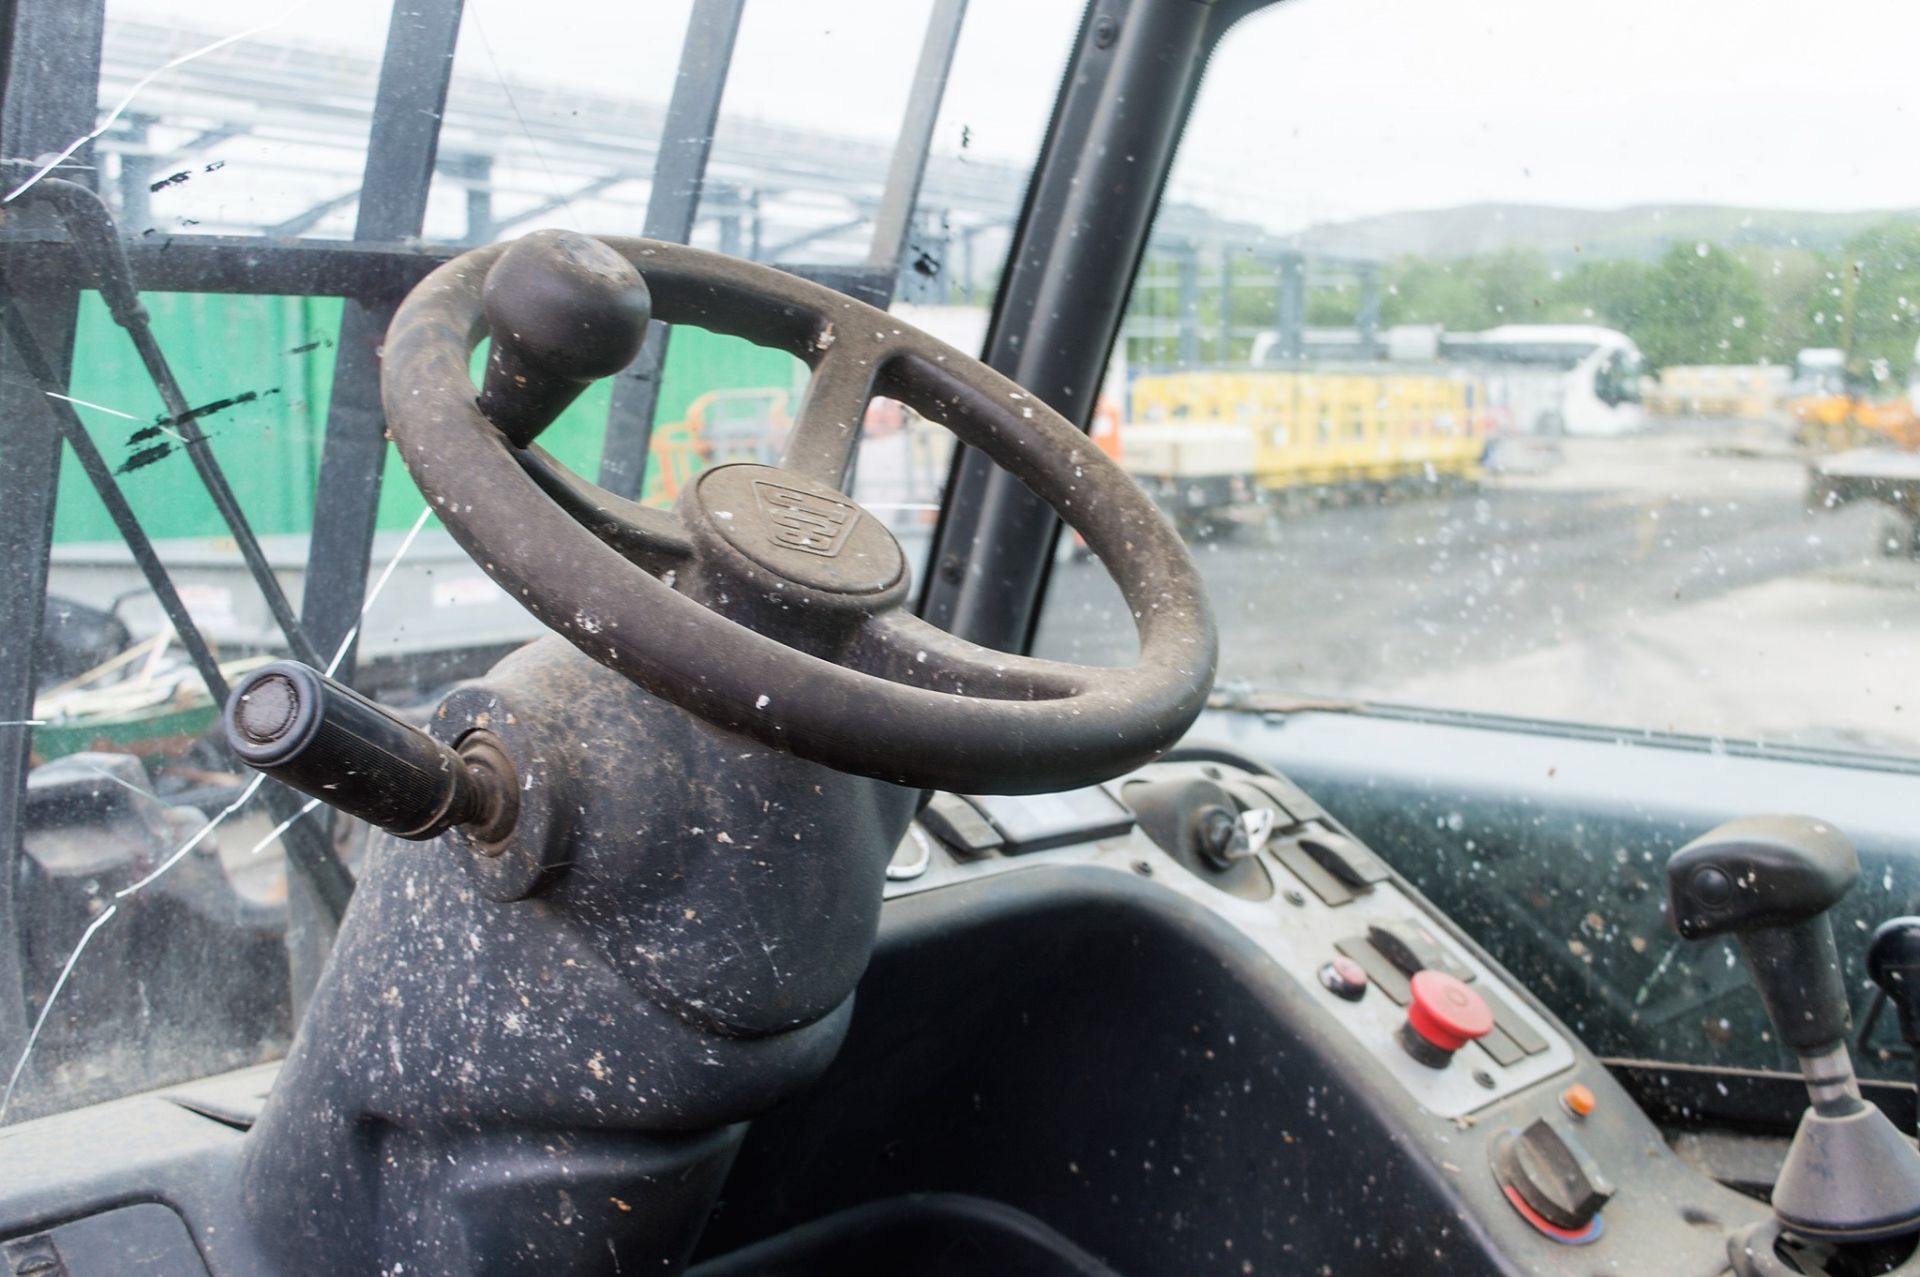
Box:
[1189,709,1920,1084]
[889,763,1575,1119]
[724,855,1761,1275]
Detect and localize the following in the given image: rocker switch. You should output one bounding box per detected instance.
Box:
[920,793,1004,858]
[1297,824,1390,889]
[1367,921,1474,983]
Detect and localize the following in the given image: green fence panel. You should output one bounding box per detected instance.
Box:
[54,291,804,544]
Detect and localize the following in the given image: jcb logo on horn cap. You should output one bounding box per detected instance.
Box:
[751,480,858,558]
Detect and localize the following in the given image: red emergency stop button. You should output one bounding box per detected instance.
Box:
[1401,970,1494,1068]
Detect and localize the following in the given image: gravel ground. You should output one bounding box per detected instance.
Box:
[1035,421,1920,758]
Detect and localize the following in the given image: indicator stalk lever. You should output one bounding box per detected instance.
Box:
[225,661,518,843]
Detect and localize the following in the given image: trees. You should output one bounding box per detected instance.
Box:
[1120,216,1920,380]
[1840,220,1920,382]
[1362,238,1908,374]
[1371,247,1760,363]
[1630,244,1768,367]
[1543,258,1649,330]
[1735,246,1825,368]
[1379,248,1554,330]
[1367,223,1916,380]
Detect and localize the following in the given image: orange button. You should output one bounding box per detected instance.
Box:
[1562,1084,1597,1118]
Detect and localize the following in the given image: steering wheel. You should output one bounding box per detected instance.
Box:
[380,230,1216,795]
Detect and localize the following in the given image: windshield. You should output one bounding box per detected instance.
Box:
[0,0,1080,1125]
[1035,0,1920,766]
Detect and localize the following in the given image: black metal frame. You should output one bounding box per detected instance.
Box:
[0,0,1004,1082]
[38,178,321,671]
[301,0,469,682]
[920,0,1268,649]
[0,0,107,1078]
[597,0,745,499]
[0,294,358,951]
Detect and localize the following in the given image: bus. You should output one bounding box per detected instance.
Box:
[1252,322,1646,437]
[1418,324,1645,438]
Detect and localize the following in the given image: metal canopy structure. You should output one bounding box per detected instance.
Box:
[89,17,1025,298]
[86,17,1378,346]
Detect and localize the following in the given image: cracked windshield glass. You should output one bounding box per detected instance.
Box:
[1035,0,1920,764]
[1,0,1076,1123]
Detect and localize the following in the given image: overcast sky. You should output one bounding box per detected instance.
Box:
[115,0,1920,235]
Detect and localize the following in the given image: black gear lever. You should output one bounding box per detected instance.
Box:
[1668,815,1858,1056]
[1669,817,1920,1248]
[1868,919,1920,1101]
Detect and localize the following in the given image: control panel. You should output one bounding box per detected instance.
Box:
[885,758,1576,1119]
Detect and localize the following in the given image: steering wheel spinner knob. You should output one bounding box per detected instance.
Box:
[478,229,652,449]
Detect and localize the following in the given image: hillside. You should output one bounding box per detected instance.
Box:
[1292,203,1920,263]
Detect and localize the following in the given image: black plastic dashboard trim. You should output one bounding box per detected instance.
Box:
[1608,1057,1918,1137]
[1210,700,1920,778]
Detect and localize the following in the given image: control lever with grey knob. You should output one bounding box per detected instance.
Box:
[225,661,519,845]
[1668,816,1920,1255]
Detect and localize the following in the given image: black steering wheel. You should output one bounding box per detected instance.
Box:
[380,230,1215,794]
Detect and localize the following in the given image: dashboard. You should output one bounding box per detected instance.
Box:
[0,753,1770,1276]
[888,765,1576,1121]
[844,753,1770,1272]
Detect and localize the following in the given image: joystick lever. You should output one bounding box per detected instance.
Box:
[1669,815,1857,1059]
[1669,817,1920,1248]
